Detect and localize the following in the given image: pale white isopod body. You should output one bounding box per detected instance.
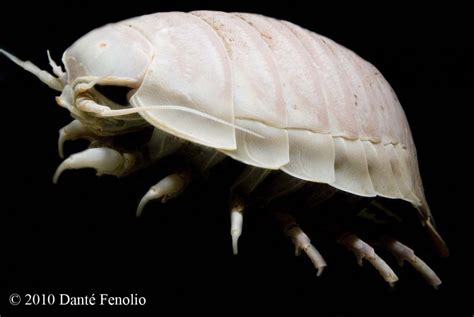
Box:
[1,10,448,287]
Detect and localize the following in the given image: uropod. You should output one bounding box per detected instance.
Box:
[1,11,448,288]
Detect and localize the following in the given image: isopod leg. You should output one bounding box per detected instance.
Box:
[136,172,191,217]
[339,233,398,286]
[53,147,139,183]
[229,167,270,255]
[230,195,245,255]
[58,120,102,158]
[381,237,442,289]
[277,212,327,276]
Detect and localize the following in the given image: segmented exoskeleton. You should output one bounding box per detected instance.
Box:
[1,11,448,288]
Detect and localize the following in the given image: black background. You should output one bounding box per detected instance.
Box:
[0,1,471,316]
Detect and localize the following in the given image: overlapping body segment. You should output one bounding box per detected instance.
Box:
[117,11,429,216]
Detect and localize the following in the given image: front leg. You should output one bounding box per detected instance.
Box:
[53,147,142,183]
[58,120,104,158]
[54,124,187,182]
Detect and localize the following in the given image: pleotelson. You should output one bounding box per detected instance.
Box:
[124,11,430,220]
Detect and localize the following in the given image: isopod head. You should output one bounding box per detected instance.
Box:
[59,24,155,136]
[64,24,153,87]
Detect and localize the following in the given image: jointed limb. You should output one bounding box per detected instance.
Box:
[339,233,398,286]
[53,147,140,183]
[381,237,441,289]
[229,167,271,255]
[230,195,245,255]
[277,212,327,276]
[136,172,191,217]
[58,120,103,158]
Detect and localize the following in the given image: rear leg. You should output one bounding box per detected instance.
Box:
[230,195,245,255]
[339,233,399,286]
[380,237,442,289]
[230,172,335,260]
[341,199,443,288]
[277,211,327,276]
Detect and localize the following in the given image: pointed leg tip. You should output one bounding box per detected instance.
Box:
[58,131,66,159]
[53,161,66,184]
[136,201,147,217]
[136,191,156,217]
[52,170,62,184]
[431,276,442,289]
[230,204,244,256]
[390,275,399,284]
[136,173,190,218]
[316,266,325,277]
[231,233,240,255]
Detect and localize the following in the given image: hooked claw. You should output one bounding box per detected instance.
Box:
[53,147,125,183]
[58,120,99,158]
[136,173,190,217]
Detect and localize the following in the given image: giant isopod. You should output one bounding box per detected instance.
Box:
[1,10,448,288]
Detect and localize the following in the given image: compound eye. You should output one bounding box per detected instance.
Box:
[94,84,133,106]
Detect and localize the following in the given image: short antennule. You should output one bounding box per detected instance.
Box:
[47,50,67,83]
[0,49,64,91]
